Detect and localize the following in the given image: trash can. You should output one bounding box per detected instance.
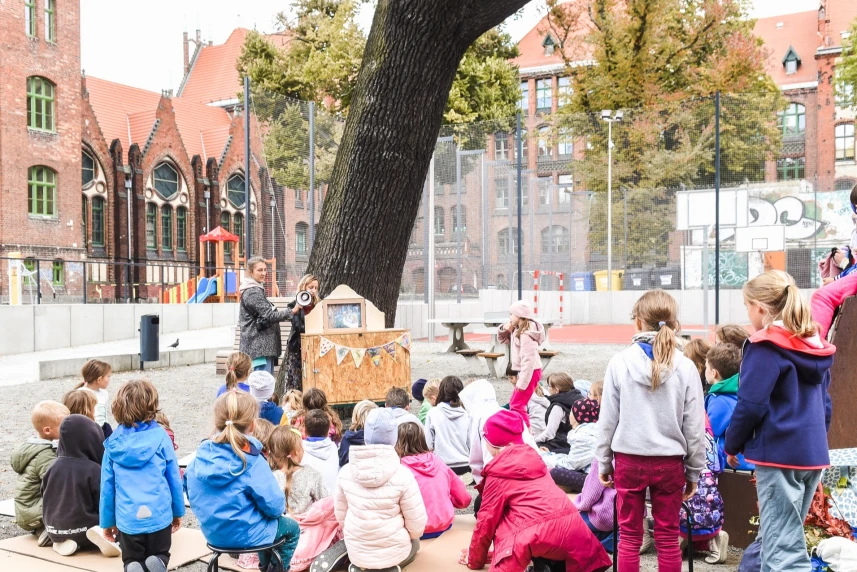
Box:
[569,272,595,292]
[623,268,650,290]
[594,270,623,291]
[650,267,681,290]
[140,314,160,362]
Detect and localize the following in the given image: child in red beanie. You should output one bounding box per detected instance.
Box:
[460,410,612,572]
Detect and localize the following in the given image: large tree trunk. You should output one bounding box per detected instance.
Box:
[307,0,528,325]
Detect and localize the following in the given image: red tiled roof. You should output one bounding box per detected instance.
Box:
[179,28,250,105]
[85,76,161,148]
[513,10,594,71]
[171,97,233,159]
[753,11,819,87]
[826,0,857,49]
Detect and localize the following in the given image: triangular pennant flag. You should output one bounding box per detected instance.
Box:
[319,337,334,358]
[335,346,350,365]
[397,332,412,351]
[383,342,397,361]
[367,347,382,367]
[351,348,366,368]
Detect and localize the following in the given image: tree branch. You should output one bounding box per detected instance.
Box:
[463,0,531,43]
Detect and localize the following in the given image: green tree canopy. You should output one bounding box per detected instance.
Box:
[836,17,857,109]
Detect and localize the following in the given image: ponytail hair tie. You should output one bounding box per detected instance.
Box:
[224,420,234,426]
[656,321,667,331]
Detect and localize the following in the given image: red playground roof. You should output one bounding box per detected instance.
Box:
[200,226,239,243]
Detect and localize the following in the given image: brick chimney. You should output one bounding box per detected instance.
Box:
[183,31,190,75]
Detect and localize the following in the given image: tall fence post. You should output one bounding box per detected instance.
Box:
[36,259,41,304]
[82,261,88,304]
[516,111,523,300]
[244,75,252,261]
[309,101,316,251]
[455,147,462,303]
[714,91,721,326]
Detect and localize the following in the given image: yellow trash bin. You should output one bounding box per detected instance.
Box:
[594,270,624,291]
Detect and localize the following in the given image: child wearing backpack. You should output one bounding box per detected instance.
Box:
[595,290,706,572]
[100,380,184,572]
[704,343,753,471]
[726,270,835,571]
[185,391,300,572]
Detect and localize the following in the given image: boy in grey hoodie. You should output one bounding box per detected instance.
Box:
[424,377,471,475]
[301,410,340,495]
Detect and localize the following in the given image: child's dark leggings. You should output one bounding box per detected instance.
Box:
[259,516,300,570]
[119,524,171,571]
[550,467,588,492]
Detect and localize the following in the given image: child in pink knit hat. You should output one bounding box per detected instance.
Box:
[498,300,546,415]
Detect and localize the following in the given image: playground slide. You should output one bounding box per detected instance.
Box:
[187,277,217,304]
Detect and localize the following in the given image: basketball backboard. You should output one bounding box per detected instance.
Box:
[735,225,786,253]
[676,188,749,230]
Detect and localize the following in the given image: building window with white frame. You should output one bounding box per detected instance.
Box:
[836,124,855,162]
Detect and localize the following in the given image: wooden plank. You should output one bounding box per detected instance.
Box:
[477,352,504,359]
[828,296,857,449]
[456,349,482,356]
[718,470,758,549]
[303,330,411,406]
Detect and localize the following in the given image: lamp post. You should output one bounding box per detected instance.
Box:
[601,110,623,291]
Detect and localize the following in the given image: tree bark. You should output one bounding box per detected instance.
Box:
[307,0,529,325]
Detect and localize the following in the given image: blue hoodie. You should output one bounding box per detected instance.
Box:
[259,400,284,425]
[183,436,285,549]
[704,375,754,472]
[100,421,185,534]
[725,326,835,470]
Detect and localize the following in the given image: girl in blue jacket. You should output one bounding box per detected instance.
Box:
[726,270,835,572]
[100,380,184,572]
[185,390,299,572]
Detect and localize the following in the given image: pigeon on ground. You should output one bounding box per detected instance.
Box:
[168,338,179,348]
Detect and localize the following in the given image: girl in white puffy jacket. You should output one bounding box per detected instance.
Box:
[332,408,426,572]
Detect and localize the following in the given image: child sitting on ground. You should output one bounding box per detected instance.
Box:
[715,324,750,348]
[425,376,471,475]
[574,460,618,553]
[281,389,303,425]
[417,379,441,424]
[339,400,377,467]
[410,379,426,423]
[535,372,584,454]
[249,371,285,425]
[588,381,604,405]
[544,398,601,493]
[12,401,69,544]
[253,418,276,458]
[331,408,426,572]
[704,343,753,471]
[292,388,343,444]
[398,421,471,538]
[62,389,97,421]
[185,391,299,572]
[76,359,113,437]
[386,386,424,430]
[155,410,178,451]
[41,414,115,556]
[461,409,612,572]
[267,426,339,572]
[101,380,184,572]
[217,351,252,397]
[301,410,340,496]
[683,338,713,386]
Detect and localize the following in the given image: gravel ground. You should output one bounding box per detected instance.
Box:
[0,342,741,570]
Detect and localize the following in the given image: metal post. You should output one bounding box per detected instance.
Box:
[204,190,211,274]
[714,91,721,325]
[623,188,628,268]
[516,112,523,300]
[455,148,462,303]
[308,101,316,251]
[83,261,87,304]
[607,120,613,291]
[703,225,710,332]
[428,154,436,342]
[481,153,486,289]
[423,177,429,303]
[243,76,252,260]
[126,176,133,300]
[36,259,41,304]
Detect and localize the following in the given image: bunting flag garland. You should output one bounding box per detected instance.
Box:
[335,346,350,365]
[319,338,334,358]
[351,348,366,368]
[367,347,382,367]
[319,333,410,367]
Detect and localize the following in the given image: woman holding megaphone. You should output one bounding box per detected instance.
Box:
[278,273,320,395]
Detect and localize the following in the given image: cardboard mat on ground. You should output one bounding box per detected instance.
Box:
[0,550,72,572]
[0,527,211,571]
[0,498,14,517]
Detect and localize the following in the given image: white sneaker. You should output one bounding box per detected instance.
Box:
[704,530,729,565]
[52,539,78,556]
[86,527,121,557]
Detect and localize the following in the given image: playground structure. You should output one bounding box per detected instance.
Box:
[160,226,279,304]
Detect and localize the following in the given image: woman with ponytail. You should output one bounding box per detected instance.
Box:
[185,391,300,572]
[595,290,706,572]
[726,270,835,571]
[216,352,252,397]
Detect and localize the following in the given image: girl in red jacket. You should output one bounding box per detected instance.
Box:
[498,301,546,414]
[460,409,611,572]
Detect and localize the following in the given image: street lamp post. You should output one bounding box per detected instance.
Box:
[601,110,623,291]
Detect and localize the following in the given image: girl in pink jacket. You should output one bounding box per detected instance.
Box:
[397,421,471,538]
[498,301,545,414]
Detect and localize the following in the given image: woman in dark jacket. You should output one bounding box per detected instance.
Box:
[239,257,294,375]
[281,274,320,394]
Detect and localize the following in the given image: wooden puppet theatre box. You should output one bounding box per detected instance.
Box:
[302,285,412,405]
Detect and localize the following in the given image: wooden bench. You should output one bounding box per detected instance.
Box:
[539,350,560,371]
[455,349,483,370]
[477,352,505,378]
[216,297,293,377]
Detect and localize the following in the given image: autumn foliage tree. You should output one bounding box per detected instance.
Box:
[836,16,857,108]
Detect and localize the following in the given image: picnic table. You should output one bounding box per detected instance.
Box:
[426,316,555,353]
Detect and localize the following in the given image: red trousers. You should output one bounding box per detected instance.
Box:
[509,369,542,425]
[811,273,857,339]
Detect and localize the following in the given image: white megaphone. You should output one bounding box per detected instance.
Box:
[295,290,313,307]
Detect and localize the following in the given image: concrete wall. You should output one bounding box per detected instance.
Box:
[37,346,228,380]
[0,303,239,355]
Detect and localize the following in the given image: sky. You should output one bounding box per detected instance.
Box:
[80,0,821,94]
